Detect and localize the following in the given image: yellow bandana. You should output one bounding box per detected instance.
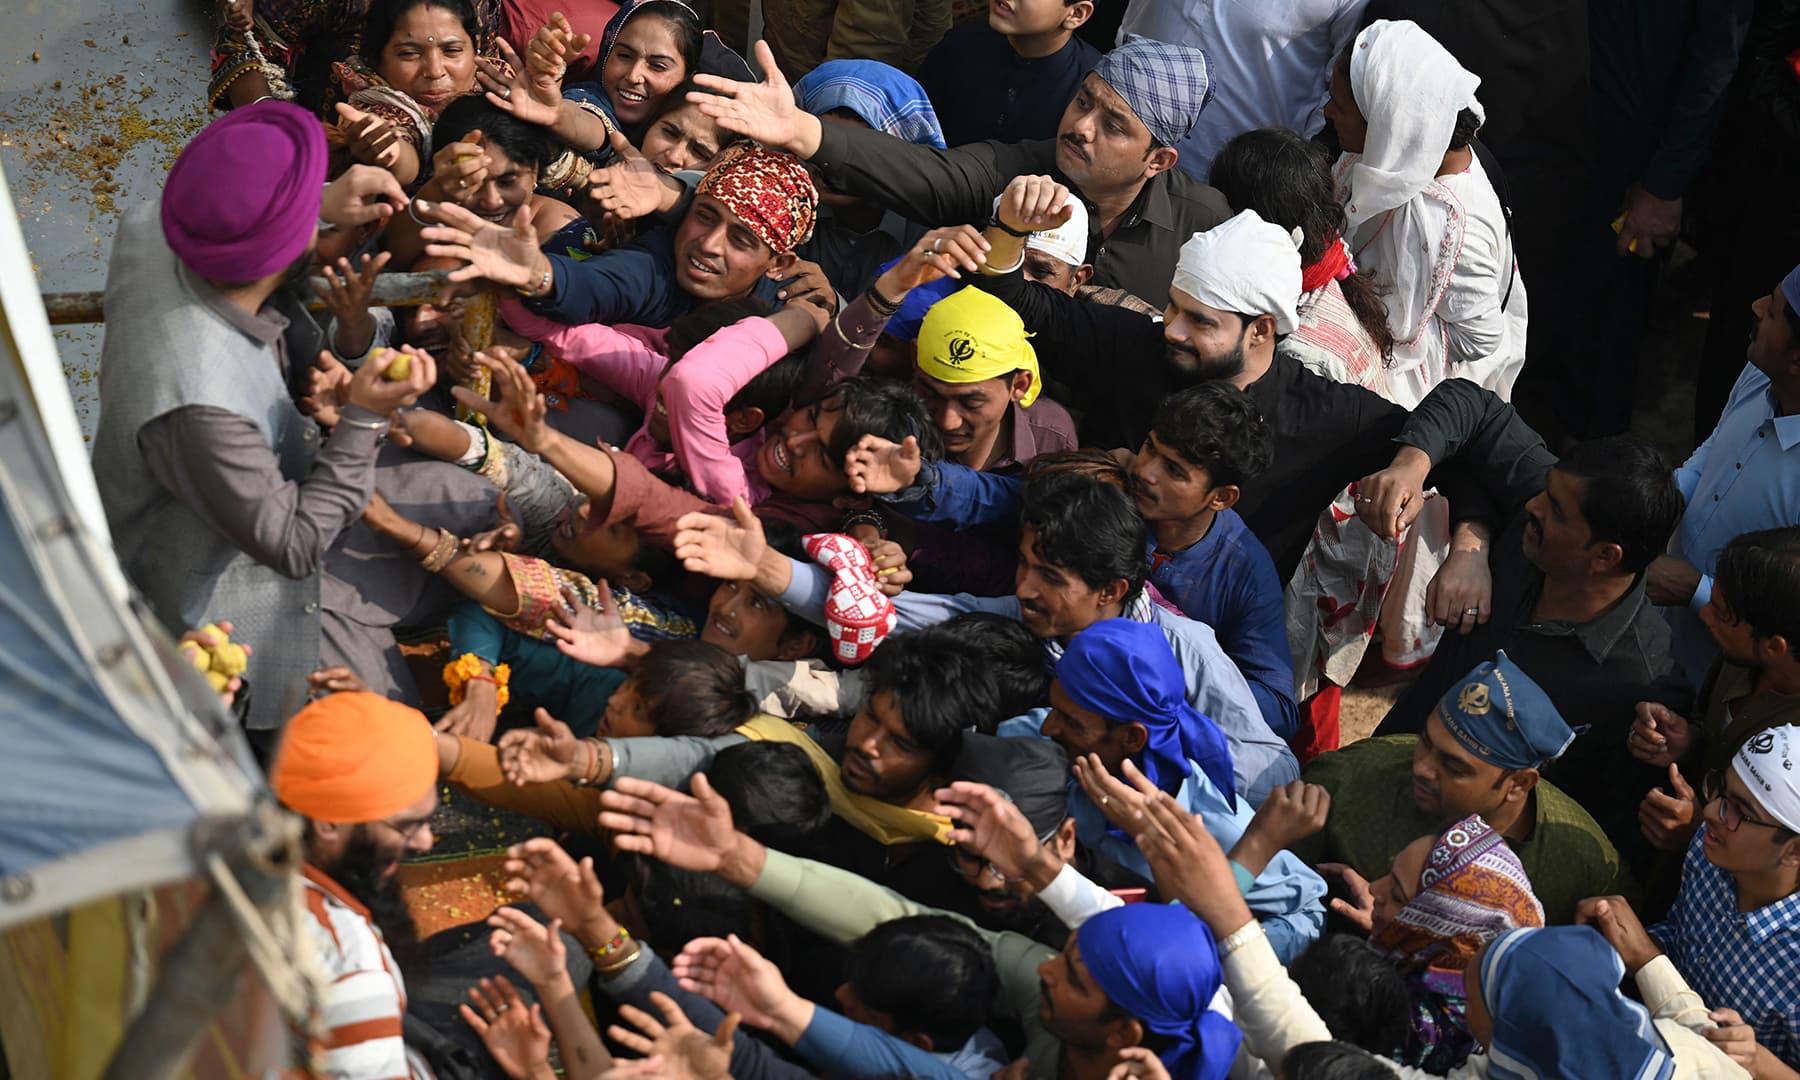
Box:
[914,286,1042,407]
[735,714,952,846]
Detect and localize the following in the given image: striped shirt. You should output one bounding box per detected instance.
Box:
[301,865,433,1080]
[1650,828,1800,1069]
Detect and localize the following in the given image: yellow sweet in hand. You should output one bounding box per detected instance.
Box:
[198,622,228,644]
[179,641,211,671]
[375,347,412,382]
[205,670,231,693]
[210,642,249,678]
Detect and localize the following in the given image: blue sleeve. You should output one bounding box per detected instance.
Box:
[1180,776,1326,966]
[881,460,1024,529]
[446,602,508,666]
[525,238,678,327]
[794,1007,969,1080]
[776,556,1021,632]
[1226,547,1299,742]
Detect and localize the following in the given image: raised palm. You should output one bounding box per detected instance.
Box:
[476,38,562,128]
[599,775,739,874]
[497,708,580,785]
[688,40,814,153]
[672,498,765,582]
[547,581,633,667]
[845,435,921,495]
[502,837,607,935]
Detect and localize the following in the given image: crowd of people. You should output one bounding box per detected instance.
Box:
[80,0,1800,1076]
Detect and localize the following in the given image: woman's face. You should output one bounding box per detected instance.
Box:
[379,3,477,111]
[603,14,687,127]
[1368,833,1434,935]
[640,100,726,173]
[1323,59,1367,154]
[456,141,537,224]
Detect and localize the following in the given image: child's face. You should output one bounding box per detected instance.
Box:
[755,401,849,502]
[701,579,793,660]
[550,498,645,579]
[599,676,658,738]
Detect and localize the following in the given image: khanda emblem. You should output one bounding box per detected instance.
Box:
[1749,732,1777,756]
[945,335,976,367]
[1458,682,1492,716]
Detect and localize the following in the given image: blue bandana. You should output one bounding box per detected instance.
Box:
[1093,36,1215,149]
[1782,261,1800,323]
[795,59,947,149]
[1056,619,1236,811]
[1436,651,1574,770]
[1481,927,1675,1080]
[1079,905,1240,1080]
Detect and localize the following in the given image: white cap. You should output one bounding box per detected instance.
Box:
[1169,209,1303,335]
[1733,725,1800,834]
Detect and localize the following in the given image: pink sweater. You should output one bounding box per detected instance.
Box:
[499,297,784,506]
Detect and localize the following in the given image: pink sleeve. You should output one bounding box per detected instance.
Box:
[497,296,665,409]
[659,316,789,505]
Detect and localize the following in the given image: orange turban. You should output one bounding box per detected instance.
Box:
[271,693,438,823]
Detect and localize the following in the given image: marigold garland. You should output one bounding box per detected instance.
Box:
[444,652,511,710]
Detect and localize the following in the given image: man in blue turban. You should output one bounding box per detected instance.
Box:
[1040,903,1241,1080]
[1024,618,1326,963]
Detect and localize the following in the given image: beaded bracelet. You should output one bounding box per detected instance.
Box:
[587,926,631,960]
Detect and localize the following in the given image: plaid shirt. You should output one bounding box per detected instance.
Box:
[1650,827,1800,1068]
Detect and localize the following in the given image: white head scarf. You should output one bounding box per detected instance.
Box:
[1733,725,1800,834]
[1169,210,1303,334]
[990,192,1090,269]
[1342,20,1484,235]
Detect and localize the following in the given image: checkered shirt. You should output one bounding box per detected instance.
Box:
[1649,827,1800,1068]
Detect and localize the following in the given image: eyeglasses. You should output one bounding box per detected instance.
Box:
[375,815,434,844]
[1702,775,1786,834]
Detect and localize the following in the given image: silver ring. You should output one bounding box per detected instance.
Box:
[1354,494,1374,503]
[496,1003,510,1014]
[502,87,513,100]
[1463,607,1480,616]
[1099,794,1109,808]
[931,238,942,254]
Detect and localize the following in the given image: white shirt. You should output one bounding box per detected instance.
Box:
[1119,0,1370,180]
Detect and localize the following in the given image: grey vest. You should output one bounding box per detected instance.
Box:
[91,201,324,730]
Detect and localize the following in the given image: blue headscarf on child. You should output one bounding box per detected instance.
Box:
[794,59,947,149]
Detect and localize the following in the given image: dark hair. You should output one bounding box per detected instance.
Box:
[1714,526,1800,642]
[432,96,555,169]
[845,916,997,1051]
[1446,107,1481,151]
[1022,448,1130,489]
[635,640,754,736]
[1209,127,1395,359]
[1554,435,1684,574]
[607,0,704,79]
[1150,382,1275,489]
[705,742,832,850]
[1281,1041,1398,1080]
[664,296,806,422]
[633,860,750,950]
[1020,472,1149,604]
[812,378,945,471]
[861,631,980,772]
[915,613,1049,731]
[360,0,483,67]
[1288,935,1410,1057]
[667,296,774,360]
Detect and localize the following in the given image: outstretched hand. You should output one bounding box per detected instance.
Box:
[597,773,749,879]
[497,707,582,786]
[672,498,766,582]
[546,581,640,668]
[844,434,922,495]
[687,40,822,157]
[607,991,738,1080]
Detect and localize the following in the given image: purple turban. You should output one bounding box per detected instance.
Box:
[161,101,327,280]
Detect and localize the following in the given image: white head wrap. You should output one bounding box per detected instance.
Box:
[1733,725,1800,834]
[1169,209,1303,335]
[1341,20,1484,234]
[990,192,1090,269]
